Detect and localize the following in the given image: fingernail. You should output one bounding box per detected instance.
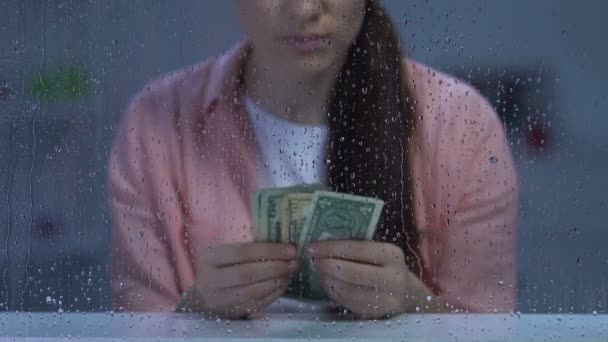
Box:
[287,261,298,271]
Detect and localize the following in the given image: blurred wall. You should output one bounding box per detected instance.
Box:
[0,0,606,312]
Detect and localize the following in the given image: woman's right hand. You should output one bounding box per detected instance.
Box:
[178,242,297,319]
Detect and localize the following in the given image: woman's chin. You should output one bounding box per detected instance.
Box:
[287,56,338,78]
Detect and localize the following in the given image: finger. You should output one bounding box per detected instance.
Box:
[209,260,296,289]
[308,240,404,266]
[246,281,290,313]
[320,277,401,318]
[321,276,366,304]
[201,242,296,267]
[221,280,289,318]
[210,277,289,308]
[314,257,401,290]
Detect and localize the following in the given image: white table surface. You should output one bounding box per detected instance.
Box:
[1,299,607,341]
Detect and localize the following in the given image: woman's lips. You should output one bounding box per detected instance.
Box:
[277,34,330,52]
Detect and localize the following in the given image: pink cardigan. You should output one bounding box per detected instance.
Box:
[108,41,518,313]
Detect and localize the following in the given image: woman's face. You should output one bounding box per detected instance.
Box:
[238,0,366,76]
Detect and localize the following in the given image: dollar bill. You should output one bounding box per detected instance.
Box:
[254,184,324,241]
[250,186,384,301]
[277,192,315,299]
[279,193,314,243]
[250,190,262,238]
[295,191,384,300]
[298,191,384,246]
[258,188,291,241]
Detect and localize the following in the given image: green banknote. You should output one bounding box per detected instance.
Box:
[279,193,314,243]
[295,191,384,300]
[253,184,324,241]
[250,186,384,301]
[258,188,291,241]
[250,190,262,238]
[298,191,384,246]
[277,192,315,299]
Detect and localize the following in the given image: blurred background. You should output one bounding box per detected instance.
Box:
[0,0,606,313]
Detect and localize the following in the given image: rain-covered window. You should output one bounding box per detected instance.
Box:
[1,1,606,340]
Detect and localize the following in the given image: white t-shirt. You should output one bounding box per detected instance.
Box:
[244,96,329,188]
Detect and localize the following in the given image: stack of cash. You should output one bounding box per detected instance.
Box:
[250,185,385,300]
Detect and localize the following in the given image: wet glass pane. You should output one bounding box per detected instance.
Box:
[1,0,606,340]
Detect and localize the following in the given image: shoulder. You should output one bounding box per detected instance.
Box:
[404,59,498,127]
[126,57,219,122]
[111,57,225,169]
[115,52,229,145]
[404,59,505,156]
[121,41,250,131]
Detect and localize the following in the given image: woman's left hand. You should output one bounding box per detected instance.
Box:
[308,240,432,319]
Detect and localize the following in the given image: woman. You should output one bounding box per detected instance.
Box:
[109,0,518,319]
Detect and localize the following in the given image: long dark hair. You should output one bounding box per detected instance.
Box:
[327,0,422,277]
